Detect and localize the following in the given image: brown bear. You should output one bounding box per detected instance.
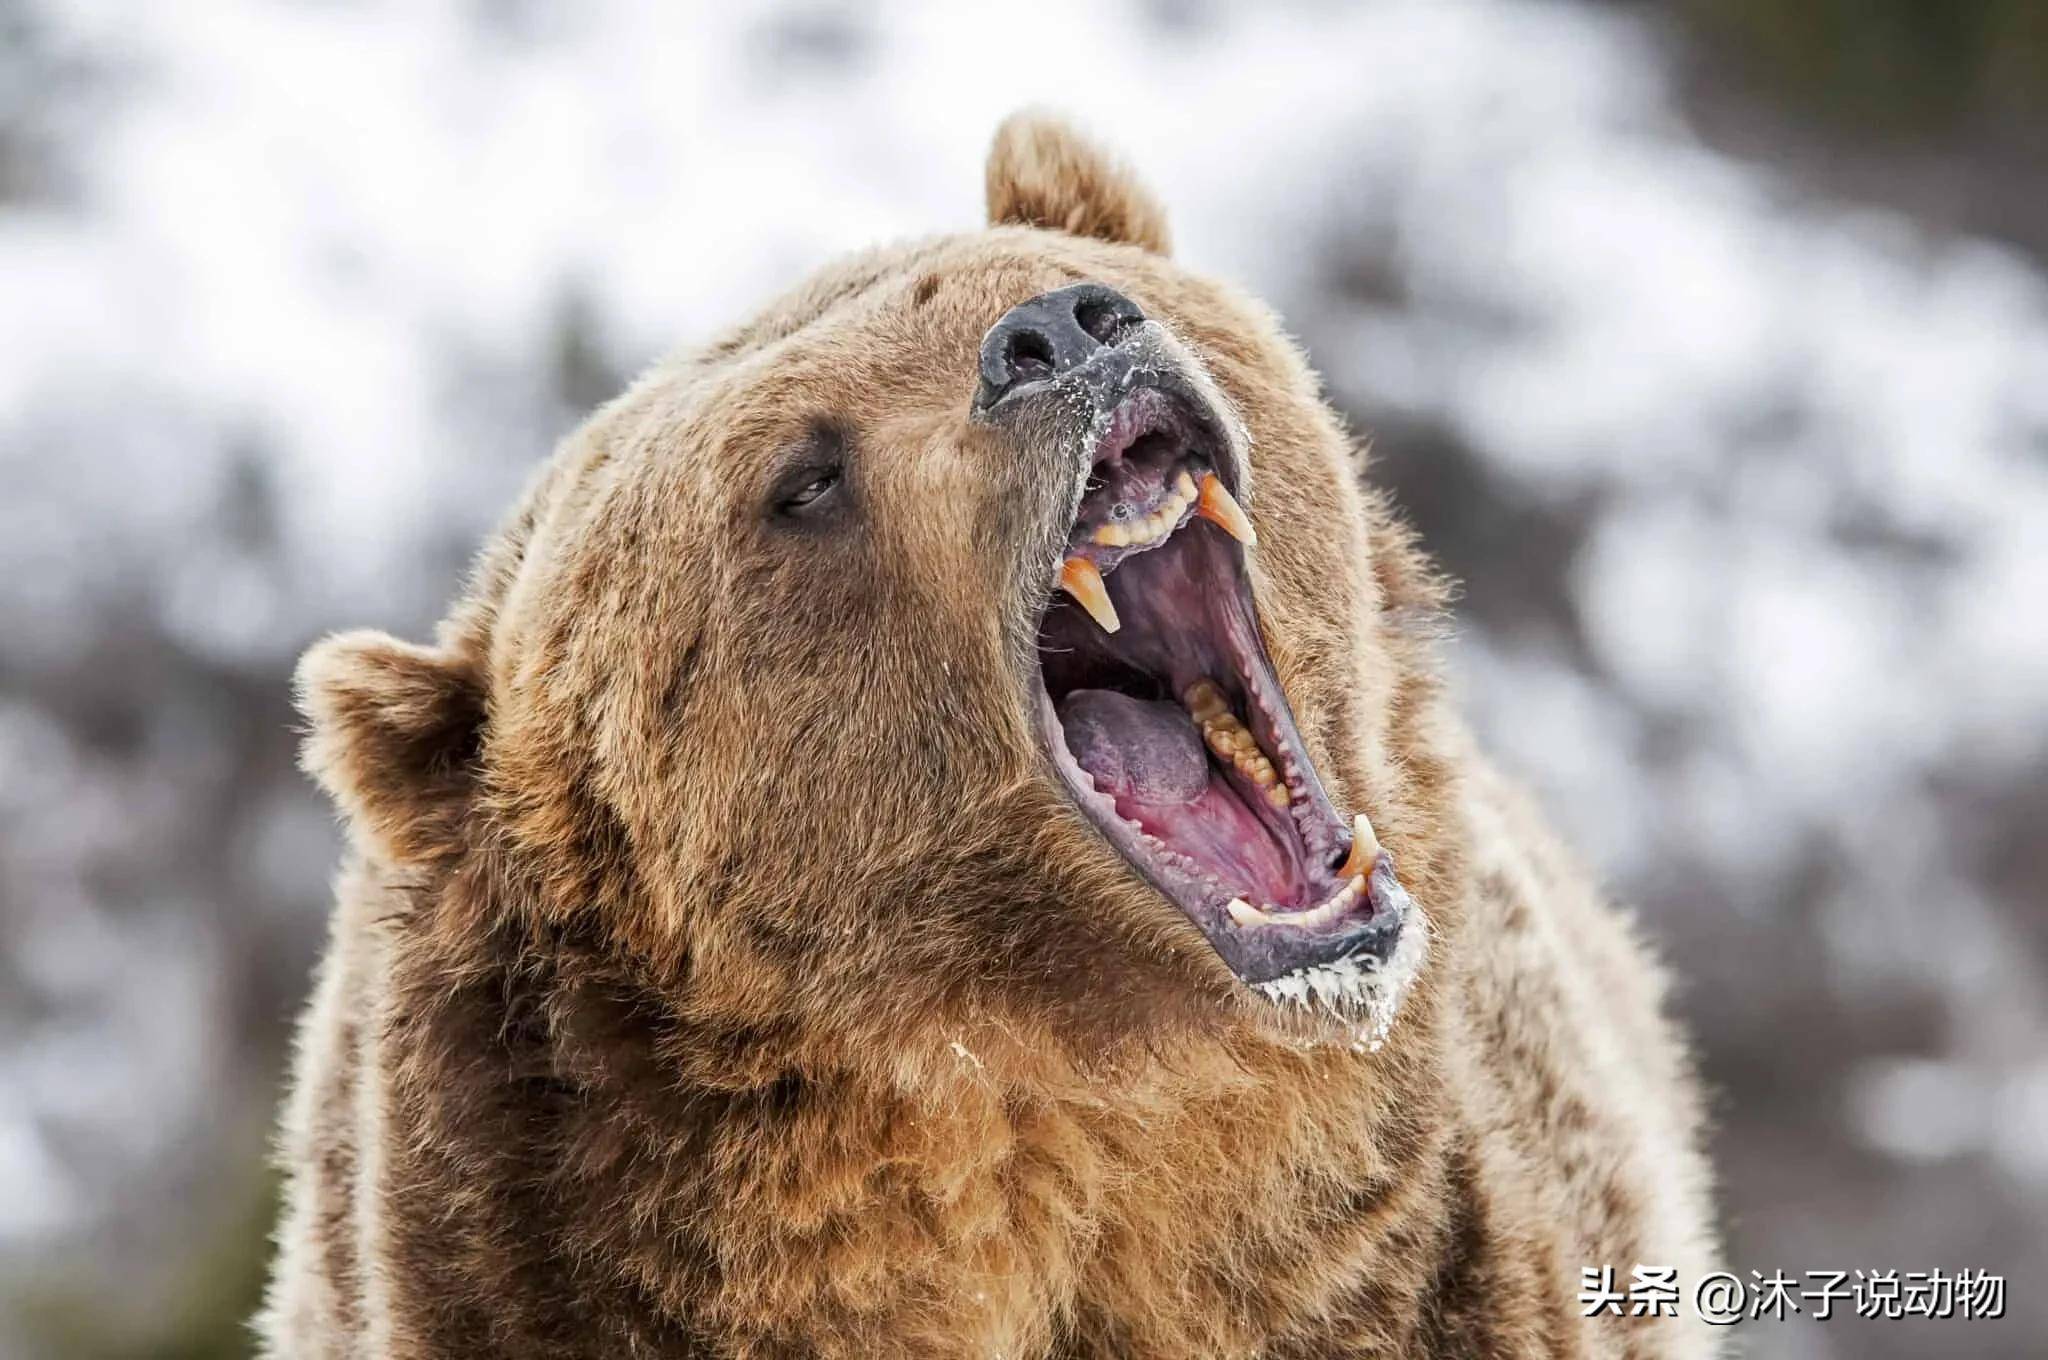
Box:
[259,113,1721,1358]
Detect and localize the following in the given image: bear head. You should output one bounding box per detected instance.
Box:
[294,112,1459,1079]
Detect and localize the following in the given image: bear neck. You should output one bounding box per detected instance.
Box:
[357,826,1487,1358]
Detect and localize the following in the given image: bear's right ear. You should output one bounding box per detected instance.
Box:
[295,629,485,866]
[986,110,1172,255]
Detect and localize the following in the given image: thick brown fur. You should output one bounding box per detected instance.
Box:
[261,114,1721,1358]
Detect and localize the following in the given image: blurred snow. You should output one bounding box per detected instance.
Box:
[2,0,2044,1355]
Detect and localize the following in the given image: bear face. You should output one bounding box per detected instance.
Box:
[297,113,1455,1074]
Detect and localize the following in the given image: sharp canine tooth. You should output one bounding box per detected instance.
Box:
[1336,813,1381,880]
[1059,557,1120,633]
[1227,898,1271,927]
[1197,474,1257,546]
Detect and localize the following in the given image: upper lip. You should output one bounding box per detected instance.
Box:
[990,340,1412,1001]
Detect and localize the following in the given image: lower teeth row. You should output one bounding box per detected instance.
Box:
[1225,874,1365,929]
[1177,682,1387,932]
[1182,679,1289,809]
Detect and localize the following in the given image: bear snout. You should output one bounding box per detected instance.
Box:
[972,280,1148,417]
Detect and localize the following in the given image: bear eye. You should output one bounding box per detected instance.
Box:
[781,468,840,511]
[767,422,852,525]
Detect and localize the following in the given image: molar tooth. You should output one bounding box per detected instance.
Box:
[1059,557,1120,634]
[1092,522,1128,547]
[1197,474,1257,546]
[1265,787,1290,809]
[1176,470,1198,500]
[1184,680,1228,722]
[1336,813,1381,879]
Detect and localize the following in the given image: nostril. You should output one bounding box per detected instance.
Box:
[973,283,1148,414]
[1006,329,1056,384]
[1075,298,1139,347]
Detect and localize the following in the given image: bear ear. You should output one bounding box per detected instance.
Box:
[295,629,485,866]
[986,110,1172,255]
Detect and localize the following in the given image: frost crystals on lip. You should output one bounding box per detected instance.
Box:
[1259,901,1431,1043]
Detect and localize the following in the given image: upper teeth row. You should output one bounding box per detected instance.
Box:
[1055,474,1256,636]
[1093,470,1197,548]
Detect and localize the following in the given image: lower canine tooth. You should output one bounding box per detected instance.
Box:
[1059,556,1120,633]
[1336,813,1381,880]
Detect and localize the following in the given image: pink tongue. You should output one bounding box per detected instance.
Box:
[1057,690,1208,804]
[1058,687,1302,904]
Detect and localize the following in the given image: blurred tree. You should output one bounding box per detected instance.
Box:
[16,1170,276,1360]
[1671,0,2048,138]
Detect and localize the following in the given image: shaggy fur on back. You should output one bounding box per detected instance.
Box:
[259,113,1722,1358]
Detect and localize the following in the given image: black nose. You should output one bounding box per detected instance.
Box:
[973,282,1146,414]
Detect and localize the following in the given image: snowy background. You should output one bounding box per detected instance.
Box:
[3,1,2045,1356]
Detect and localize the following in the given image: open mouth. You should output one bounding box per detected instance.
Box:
[1030,386,1410,1007]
